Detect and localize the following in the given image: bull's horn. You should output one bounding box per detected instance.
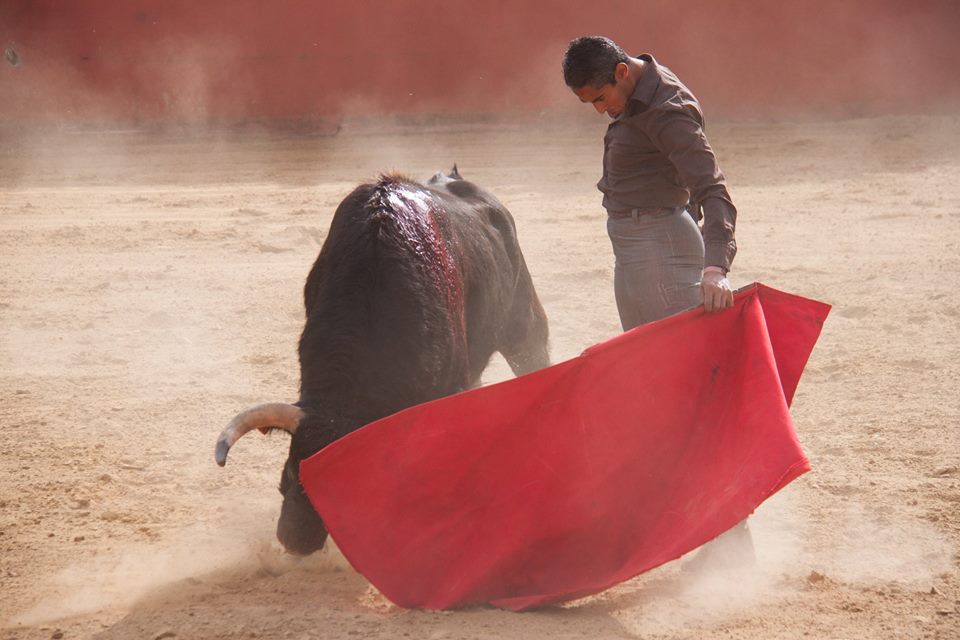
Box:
[215,403,305,467]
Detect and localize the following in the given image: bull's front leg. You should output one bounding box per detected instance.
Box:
[499,269,550,376]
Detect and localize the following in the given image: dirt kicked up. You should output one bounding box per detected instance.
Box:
[1,113,958,639]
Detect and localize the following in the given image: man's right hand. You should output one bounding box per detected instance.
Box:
[701,270,734,312]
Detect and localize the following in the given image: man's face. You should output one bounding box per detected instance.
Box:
[571,62,633,120]
[573,82,629,119]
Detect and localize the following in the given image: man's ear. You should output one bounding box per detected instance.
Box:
[614,61,630,84]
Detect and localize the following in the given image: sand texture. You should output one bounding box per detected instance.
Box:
[1,114,959,639]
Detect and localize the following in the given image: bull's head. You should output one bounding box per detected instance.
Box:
[215,403,329,555]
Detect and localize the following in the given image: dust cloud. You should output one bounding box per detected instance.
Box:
[596,490,805,635]
[817,502,952,586]
[3,2,959,127]
[604,485,953,636]
[8,503,290,627]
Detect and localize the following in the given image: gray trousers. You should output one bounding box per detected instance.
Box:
[606,207,705,331]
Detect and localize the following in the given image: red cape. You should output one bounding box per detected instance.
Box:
[300,283,829,610]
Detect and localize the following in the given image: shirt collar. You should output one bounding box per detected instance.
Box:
[626,54,658,114]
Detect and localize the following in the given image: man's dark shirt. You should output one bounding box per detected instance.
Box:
[599,54,737,271]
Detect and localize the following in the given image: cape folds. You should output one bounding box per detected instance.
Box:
[300,283,830,610]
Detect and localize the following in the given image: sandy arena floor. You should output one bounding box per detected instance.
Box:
[1,113,958,639]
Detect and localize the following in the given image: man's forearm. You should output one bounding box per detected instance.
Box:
[701,196,737,271]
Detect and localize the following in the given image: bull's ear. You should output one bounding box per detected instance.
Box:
[450,164,462,179]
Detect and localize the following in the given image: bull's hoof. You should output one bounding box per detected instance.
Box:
[256,543,300,577]
[256,540,347,576]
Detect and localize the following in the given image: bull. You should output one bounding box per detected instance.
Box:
[215,166,550,555]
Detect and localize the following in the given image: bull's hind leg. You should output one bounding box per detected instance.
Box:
[499,267,550,376]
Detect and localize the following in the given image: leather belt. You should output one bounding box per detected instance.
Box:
[606,206,675,219]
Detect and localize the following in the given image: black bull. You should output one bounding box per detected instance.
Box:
[215,167,550,554]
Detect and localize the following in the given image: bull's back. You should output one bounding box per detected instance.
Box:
[298,177,472,417]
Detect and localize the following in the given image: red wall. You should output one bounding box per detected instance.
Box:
[2,0,958,125]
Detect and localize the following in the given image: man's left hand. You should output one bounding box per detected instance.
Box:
[701,270,734,312]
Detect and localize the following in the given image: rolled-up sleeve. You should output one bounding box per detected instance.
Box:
[647,109,738,271]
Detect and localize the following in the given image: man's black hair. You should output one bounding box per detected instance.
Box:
[562,36,630,89]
